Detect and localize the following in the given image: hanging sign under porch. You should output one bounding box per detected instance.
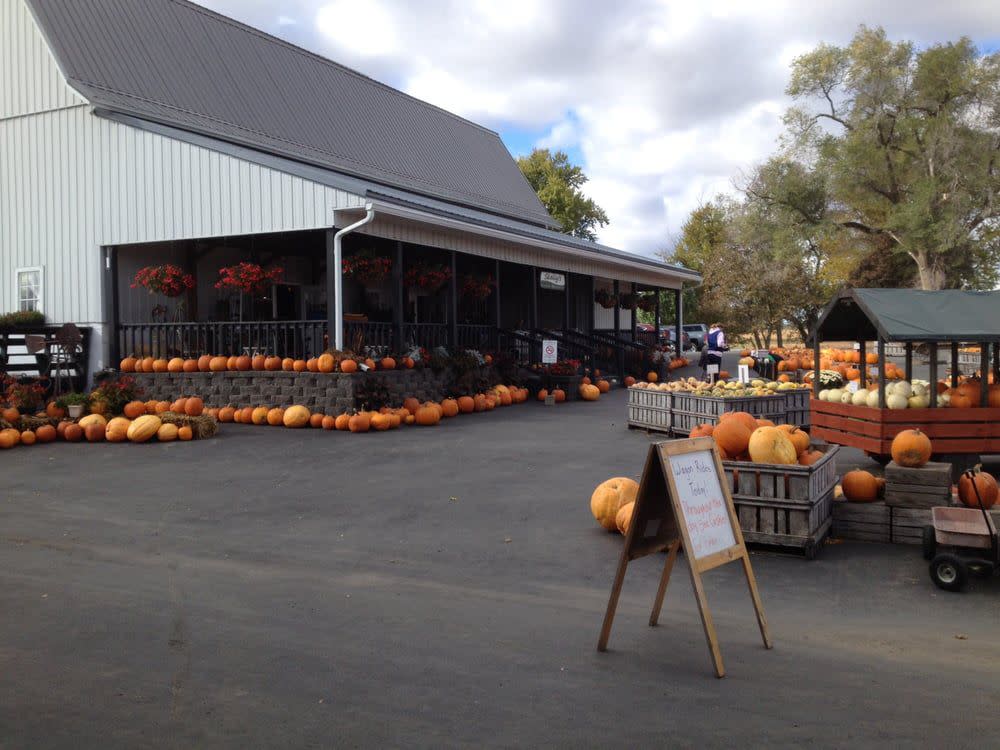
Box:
[539,271,566,291]
[596,438,773,677]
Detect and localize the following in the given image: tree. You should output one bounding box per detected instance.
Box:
[517,149,609,241]
[782,27,1000,289]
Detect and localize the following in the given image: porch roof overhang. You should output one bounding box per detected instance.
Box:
[98,110,699,290]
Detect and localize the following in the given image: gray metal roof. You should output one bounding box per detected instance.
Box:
[26,0,557,229]
[102,110,701,284]
[813,288,1000,343]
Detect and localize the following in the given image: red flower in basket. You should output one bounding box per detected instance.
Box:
[214,263,284,296]
[343,250,392,286]
[404,263,452,292]
[131,265,195,298]
[460,273,494,301]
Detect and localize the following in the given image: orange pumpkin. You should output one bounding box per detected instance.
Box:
[252,354,266,370]
[283,405,311,428]
[403,357,415,369]
[20,430,36,446]
[777,424,810,455]
[321,415,337,430]
[306,358,319,372]
[552,389,566,403]
[0,429,20,449]
[403,397,421,415]
[958,469,998,509]
[581,376,592,385]
[579,383,600,401]
[293,359,307,372]
[798,449,823,466]
[209,356,228,372]
[227,356,239,371]
[596,379,610,393]
[364,358,376,371]
[348,413,371,432]
[63,423,83,442]
[264,356,282,371]
[318,353,335,373]
[842,470,880,502]
[537,389,549,402]
[2,406,20,423]
[120,356,137,373]
[647,371,658,383]
[177,426,193,441]
[890,429,932,468]
[267,407,285,426]
[197,355,213,372]
[689,424,714,438]
[624,376,636,387]
[334,413,351,431]
[251,406,269,425]
[713,420,752,457]
[414,405,441,426]
[457,396,475,413]
[170,398,188,414]
[184,397,204,417]
[282,358,295,372]
[441,399,459,417]
[309,413,325,428]
[218,406,235,423]
[167,357,184,373]
[340,359,358,374]
[236,355,252,371]
[150,358,168,373]
[380,357,396,370]
[35,424,57,443]
[719,411,758,435]
[371,413,392,431]
[45,401,65,420]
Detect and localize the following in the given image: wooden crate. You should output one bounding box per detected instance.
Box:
[884,460,952,509]
[734,490,833,556]
[832,500,934,545]
[721,444,839,503]
[626,388,671,432]
[811,399,1000,456]
[671,392,788,418]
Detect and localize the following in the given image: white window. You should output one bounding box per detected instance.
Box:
[16,266,42,312]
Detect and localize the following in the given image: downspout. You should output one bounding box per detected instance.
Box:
[333,203,375,351]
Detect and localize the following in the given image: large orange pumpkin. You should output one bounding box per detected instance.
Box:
[348,413,371,432]
[579,383,600,401]
[184,397,204,417]
[226,356,239,371]
[403,397,421,415]
[713,420,751,457]
[198,355,213,372]
[309,413,325,428]
[841,470,880,502]
[318,353,335,373]
[105,417,131,442]
[35,424,57,443]
[283,405,311,428]
[252,354,266,371]
[120,356,137,373]
[748,427,798,465]
[719,411,758,435]
[167,357,184,373]
[267,407,285,426]
[282,358,295,372]
[236,355,252,371]
[264,356,282,371]
[335,413,351,431]
[0,429,20,449]
[890,429,932,468]
[251,406,269,425]
[123,401,146,419]
[590,477,640,531]
[380,357,396,370]
[958,470,998,509]
[596,379,610,393]
[218,406,235,423]
[552,389,566,403]
[339,359,358,374]
[209,356,228,372]
[457,396,475,413]
[321,415,337,430]
[415,405,441,426]
[139,357,155,373]
[306,358,319,372]
[647,372,658,383]
[183,359,199,373]
[19,430,36,446]
[441,399,459,417]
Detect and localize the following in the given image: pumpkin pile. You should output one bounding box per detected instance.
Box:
[120,351,419,376]
[818,379,931,408]
[632,376,808,399]
[590,477,640,533]
[688,413,818,466]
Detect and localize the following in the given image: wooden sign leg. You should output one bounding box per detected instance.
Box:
[649,540,679,626]
[741,554,773,649]
[597,552,630,652]
[687,566,726,678]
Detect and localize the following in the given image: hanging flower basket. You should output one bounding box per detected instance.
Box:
[618,292,639,310]
[131,264,194,298]
[594,288,618,309]
[404,263,452,293]
[343,250,392,286]
[637,294,657,313]
[460,273,494,301]
[214,262,284,297]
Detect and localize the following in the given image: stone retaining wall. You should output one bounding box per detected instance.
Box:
[130,368,493,414]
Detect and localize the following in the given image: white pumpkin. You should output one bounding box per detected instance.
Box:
[911,382,927,398]
[908,394,930,409]
[853,389,871,406]
[886,393,909,409]
[865,389,881,407]
[826,388,843,403]
[840,390,854,404]
[892,380,912,398]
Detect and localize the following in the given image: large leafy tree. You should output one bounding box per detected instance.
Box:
[782,27,1000,289]
[517,149,609,241]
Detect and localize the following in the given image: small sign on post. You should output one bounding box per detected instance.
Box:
[542,340,558,364]
[737,364,750,383]
[596,439,772,678]
[706,362,719,383]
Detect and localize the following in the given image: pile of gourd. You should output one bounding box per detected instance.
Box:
[817,380,932,409]
[631,376,808,398]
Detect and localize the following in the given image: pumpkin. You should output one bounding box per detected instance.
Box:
[45,401,66,420]
[590,477,640,532]
[182,359,199,373]
[756,418,775,428]
[78,414,108,431]
[441,399,459,417]
[281,358,294,372]
[151,358,168,373]
[890,429,932,468]
[949,393,973,409]
[370,413,392,431]
[536,389,549,402]
[403,357,415,369]
[252,354,266,370]
[0,429,19,449]
[209,356,228,372]
[267,407,285,426]
[615,501,635,535]
[339,359,358,373]
[748,427,798,465]
[155,401,171,414]
[596,379,610,393]
[35,424,57,443]
[713,420,752,457]
[624,376,636,387]
[309,413,325,428]
[138,357,153,372]
[842,469,880,502]
[235,355,252,371]
[177,426,193,441]
[647,371,658,383]
[240,407,255,423]
[380,357,397,370]
[225,356,237,371]
[251,407,269,425]
[120,356,137,372]
[498,391,512,406]
[105,417,131,442]
[307,358,319,372]
[348,413,371,432]
[1,406,20,423]
[403,397,421,415]
[321,415,337,430]
[415,405,441,426]
[194,355,210,371]
[20,430,36,446]
[719,411,757,435]
[552,389,566,403]
[167,357,184,373]
[689,423,714,438]
[484,395,496,410]
[334,413,351,430]
[283,405,311,428]
[581,376,592,385]
[958,469,998,509]
[124,415,159,443]
[777,424,809,455]
[157,423,179,442]
[457,396,475,413]
[798,449,823,466]
[171,398,188,413]
[184,397,204,417]
[364,358,376,370]
[264,356,282,371]
[579,383,600,401]
[317,353,335,373]
[738,356,755,366]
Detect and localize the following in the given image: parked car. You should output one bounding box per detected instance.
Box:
[657,327,692,351]
[683,323,709,350]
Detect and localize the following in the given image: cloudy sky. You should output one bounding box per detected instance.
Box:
[195,0,999,258]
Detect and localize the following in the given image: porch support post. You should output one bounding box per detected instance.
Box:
[631,283,637,342]
[812,332,821,400]
[654,289,661,342]
[101,245,120,367]
[929,343,939,408]
[563,273,571,332]
[904,342,913,382]
[951,341,959,386]
[858,339,866,388]
[325,229,336,350]
[674,288,682,357]
[981,344,990,407]
[877,338,886,408]
[589,277,595,332]
[494,259,502,350]
[612,280,620,335]
[393,241,404,351]
[449,250,458,349]
[530,267,538,331]
[613,280,623,380]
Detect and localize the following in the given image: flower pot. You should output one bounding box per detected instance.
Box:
[68,404,84,418]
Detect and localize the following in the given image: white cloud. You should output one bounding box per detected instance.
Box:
[197,0,1000,258]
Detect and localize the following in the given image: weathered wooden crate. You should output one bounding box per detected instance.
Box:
[784,390,811,428]
[884,460,952,509]
[671,392,788,418]
[626,388,671,432]
[721,444,839,503]
[627,387,671,410]
[890,506,933,545]
[832,500,934,545]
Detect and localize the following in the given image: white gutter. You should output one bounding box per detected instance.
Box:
[333,203,375,350]
[334,202,701,286]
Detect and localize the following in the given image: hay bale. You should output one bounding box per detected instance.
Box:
[20,415,57,431]
[159,411,219,439]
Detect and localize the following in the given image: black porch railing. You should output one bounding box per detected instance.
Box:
[1,325,92,391]
[344,321,393,350]
[402,323,449,351]
[118,321,327,360]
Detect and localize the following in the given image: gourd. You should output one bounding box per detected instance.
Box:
[886,393,908,409]
[890,429,932,468]
[590,477,640,532]
[856,389,873,407]
[127,414,162,443]
[283,405,311,428]
[748,427,797,465]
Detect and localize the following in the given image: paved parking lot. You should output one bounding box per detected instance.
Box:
[2,390,999,748]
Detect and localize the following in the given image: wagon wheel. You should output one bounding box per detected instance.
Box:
[929,554,968,592]
[922,526,936,561]
[803,539,818,560]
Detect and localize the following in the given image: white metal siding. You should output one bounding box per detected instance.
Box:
[357,216,682,290]
[1,0,83,119]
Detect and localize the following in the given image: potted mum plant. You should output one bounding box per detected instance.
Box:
[132,264,195,322]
